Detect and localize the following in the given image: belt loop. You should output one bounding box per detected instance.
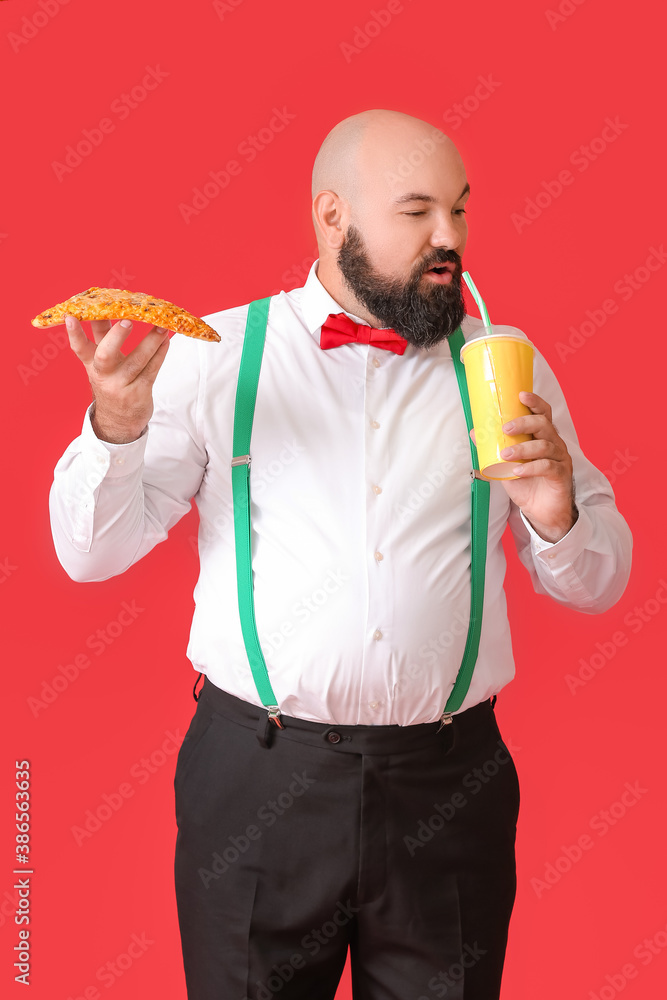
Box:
[193,672,204,702]
[256,713,274,749]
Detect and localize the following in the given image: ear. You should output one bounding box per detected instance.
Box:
[312,190,347,250]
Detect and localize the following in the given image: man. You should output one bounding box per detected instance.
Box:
[50,109,632,1000]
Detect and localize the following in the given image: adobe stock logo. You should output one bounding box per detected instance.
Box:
[70,730,183,847]
[27,599,145,717]
[530,780,648,899]
[178,107,296,223]
[565,578,667,695]
[511,117,628,234]
[586,919,667,1000]
[442,74,502,130]
[212,0,245,18]
[240,899,359,1000]
[339,0,410,63]
[50,66,170,181]
[267,255,317,297]
[0,556,18,584]
[188,436,306,555]
[198,771,317,888]
[258,567,350,659]
[545,0,588,31]
[554,245,667,363]
[7,0,73,54]
[64,930,155,997]
[18,267,137,386]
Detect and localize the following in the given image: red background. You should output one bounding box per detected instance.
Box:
[1,0,665,997]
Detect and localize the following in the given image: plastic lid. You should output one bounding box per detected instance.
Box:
[460,325,533,356]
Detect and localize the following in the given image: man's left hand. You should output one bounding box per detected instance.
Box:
[474,391,578,543]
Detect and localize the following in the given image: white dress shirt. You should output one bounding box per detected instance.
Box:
[49,260,633,725]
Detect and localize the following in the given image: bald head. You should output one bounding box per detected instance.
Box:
[310,109,470,337]
[310,113,371,205]
[311,110,465,251]
[312,109,459,201]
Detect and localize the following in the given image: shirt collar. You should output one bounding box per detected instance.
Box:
[298,257,476,354]
[301,258,374,345]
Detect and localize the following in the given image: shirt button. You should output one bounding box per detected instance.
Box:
[114,456,125,465]
[374,550,383,561]
[369,701,379,709]
[372,357,381,368]
[372,485,382,495]
[326,731,341,744]
[373,629,383,641]
[370,420,380,429]
[96,455,106,465]
[547,553,556,559]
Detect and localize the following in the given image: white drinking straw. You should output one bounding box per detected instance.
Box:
[462,271,492,331]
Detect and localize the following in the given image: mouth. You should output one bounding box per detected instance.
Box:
[423,261,456,284]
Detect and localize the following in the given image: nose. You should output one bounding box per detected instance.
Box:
[429,213,464,252]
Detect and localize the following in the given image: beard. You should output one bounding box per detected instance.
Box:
[336,223,467,350]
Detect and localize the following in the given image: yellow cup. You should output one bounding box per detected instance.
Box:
[459,326,535,480]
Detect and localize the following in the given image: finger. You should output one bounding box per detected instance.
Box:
[92,319,139,374]
[64,315,96,366]
[501,438,566,463]
[503,412,557,440]
[519,391,553,423]
[510,457,570,480]
[470,428,477,446]
[130,335,170,386]
[114,326,170,381]
[90,319,113,344]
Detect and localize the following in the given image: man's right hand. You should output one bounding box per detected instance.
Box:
[64,315,172,444]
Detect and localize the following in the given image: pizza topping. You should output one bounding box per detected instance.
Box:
[31,287,221,343]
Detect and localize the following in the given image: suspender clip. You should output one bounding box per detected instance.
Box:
[437,711,453,732]
[267,706,285,729]
[232,454,251,467]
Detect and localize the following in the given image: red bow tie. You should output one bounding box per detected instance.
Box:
[319,312,408,355]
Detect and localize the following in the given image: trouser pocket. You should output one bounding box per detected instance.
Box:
[174,701,218,825]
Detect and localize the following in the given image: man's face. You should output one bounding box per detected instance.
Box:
[335,141,470,350]
[337,225,466,350]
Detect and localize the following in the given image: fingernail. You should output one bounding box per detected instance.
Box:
[503,421,515,432]
[512,466,524,475]
[65,315,74,330]
[155,326,166,334]
[120,319,133,328]
[501,447,514,458]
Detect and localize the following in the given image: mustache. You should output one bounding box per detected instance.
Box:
[419,250,462,272]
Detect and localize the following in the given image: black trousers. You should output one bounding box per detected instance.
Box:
[174,677,520,1000]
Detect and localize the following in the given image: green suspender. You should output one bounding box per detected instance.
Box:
[230,297,284,730]
[439,327,491,727]
[231,300,490,736]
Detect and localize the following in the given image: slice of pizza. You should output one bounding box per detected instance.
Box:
[31,287,221,342]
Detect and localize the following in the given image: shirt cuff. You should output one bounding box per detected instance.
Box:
[520,503,594,567]
[80,403,148,479]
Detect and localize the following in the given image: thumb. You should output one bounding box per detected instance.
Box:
[469,428,477,446]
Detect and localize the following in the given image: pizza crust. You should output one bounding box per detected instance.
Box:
[31,287,221,342]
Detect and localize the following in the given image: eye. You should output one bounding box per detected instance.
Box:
[403,209,467,217]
